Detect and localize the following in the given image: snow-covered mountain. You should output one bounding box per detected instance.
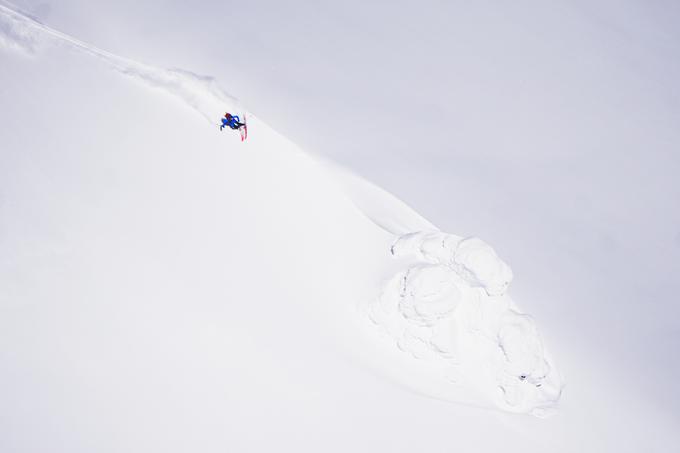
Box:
[1,1,679,452]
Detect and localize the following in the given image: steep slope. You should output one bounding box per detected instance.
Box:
[0,26,394,453]
[1,3,679,452]
[0,0,562,415]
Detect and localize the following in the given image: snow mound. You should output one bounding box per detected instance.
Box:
[367,230,561,416]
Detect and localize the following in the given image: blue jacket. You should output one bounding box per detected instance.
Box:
[222,115,241,128]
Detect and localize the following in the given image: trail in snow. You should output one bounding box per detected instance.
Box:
[0,0,240,123]
[0,0,563,417]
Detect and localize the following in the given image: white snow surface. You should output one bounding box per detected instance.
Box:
[1,1,680,452]
[0,0,558,415]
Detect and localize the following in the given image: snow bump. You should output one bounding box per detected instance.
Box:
[370,230,562,416]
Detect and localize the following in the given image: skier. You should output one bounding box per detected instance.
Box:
[220,113,246,131]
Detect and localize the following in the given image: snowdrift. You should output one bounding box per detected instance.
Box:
[0,2,572,451]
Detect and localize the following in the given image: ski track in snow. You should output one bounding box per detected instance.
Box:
[0,0,563,416]
[0,0,240,123]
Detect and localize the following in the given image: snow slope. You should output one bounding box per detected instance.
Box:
[1,2,679,452]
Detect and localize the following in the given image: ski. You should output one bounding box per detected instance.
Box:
[241,113,248,141]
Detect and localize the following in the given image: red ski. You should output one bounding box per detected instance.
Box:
[240,113,248,141]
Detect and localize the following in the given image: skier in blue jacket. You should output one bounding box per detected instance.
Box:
[220,113,245,131]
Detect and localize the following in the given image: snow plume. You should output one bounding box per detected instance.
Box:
[112,66,239,123]
[0,1,240,122]
[369,231,562,416]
